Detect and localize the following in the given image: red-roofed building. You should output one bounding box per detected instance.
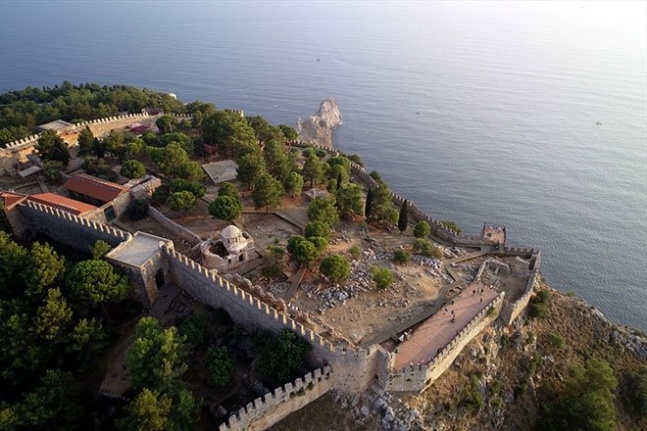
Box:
[63,174,127,206]
[27,193,98,216]
[0,191,27,209]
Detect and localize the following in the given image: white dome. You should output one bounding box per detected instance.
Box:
[221,225,241,239]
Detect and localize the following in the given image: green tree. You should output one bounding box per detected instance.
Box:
[176,161,206,182]
[236,153,266,188]
[159,132,194,154]
[319,254,351,281]
[22,242,66,298]
[307,196,339,226]
[126,317,188,393]
[621,368,647,417]
[0,231,28,296]
[166,191,196,215]
[286,235,321,266]
[42,160,64,181]
[125,198,150,221]
[117,388,172,431]
[149,143,190,175]
[413,220,431,238]
[398,200,409,233]
[302,153,324,187]
[365,187,375,218]
[217,182,238,198]
[201,110,257,157]
[206,347,234,388]
[66,259,128,308]
[33,288,73,341]
[156,115,179,134]
[283,171,304,198]
[35,130,70,165]
[90,240,111,260]
[170,178,206,198]
[537,358,618,431]
[256,330,311,387]
[120,159,146,179]
[305,221,330,239]
[264,139,290,181]
[278,124,298,141]
[371,266,394,290]
[413,238,440,258]
[252,174,284,212]
[208,195,242,222]
[76,127,96,157]
[17,370,80,430]
[334,183,363,219]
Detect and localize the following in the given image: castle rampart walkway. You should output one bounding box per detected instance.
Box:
[394,281,498,368]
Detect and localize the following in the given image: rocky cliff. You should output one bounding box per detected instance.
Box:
[272,280,647,431]
[296,98,342,148]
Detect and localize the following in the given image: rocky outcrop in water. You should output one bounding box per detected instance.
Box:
[296,98,342,148]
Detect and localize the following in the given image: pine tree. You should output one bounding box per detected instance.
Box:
[398,200,408,233]
[365,188,375,218]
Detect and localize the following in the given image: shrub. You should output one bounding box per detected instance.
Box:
[83,157,118,182]
[413,221,431,238]
[125,198,149,221]
[548,333,565,349]
[319,254,351,281]
[371,265,394,290]
[392,249,410,265]
[413,238,434,256]
[151,184,170,204]
[256,330,311,387]
[206,347,234,387]
[178,313,209,347]
[529,289,551,319]
[620,368,647,417]
[349,245,361,260]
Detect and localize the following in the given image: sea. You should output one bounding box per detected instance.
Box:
[1,1,645,330]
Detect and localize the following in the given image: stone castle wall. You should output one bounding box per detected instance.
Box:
[0,113,193,175]
[385,292,505,392]
[219,366,333,431]
[19,200,131,250]
[500,251,541,325]
[162,245,384,392]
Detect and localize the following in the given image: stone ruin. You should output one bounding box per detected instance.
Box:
[201,225,256,272]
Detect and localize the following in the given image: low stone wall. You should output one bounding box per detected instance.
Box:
[219,366,333,431]
[148,206,202,246]
[385,292,505,392]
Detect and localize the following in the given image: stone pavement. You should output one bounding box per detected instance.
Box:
[394,281,498,368]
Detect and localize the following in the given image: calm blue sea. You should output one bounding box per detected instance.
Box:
[1,1,645,330]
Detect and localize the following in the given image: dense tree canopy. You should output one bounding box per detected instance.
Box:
[120,159,146,179]
[65,259,128,308]
[256,330,311,387]
[0,82,185,146]
[201,110,257,157]
[166,191,196,215]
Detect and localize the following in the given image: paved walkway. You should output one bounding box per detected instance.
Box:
[284,265,308,303]
[394,282,498,368]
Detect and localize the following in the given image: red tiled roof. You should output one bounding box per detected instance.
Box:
[63,174,127,203]
[27,193,98,216]
[0,191,27,208]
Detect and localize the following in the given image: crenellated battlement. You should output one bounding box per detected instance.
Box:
[219,366,333,431]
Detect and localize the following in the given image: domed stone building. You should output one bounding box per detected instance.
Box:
[200,225,256,272]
